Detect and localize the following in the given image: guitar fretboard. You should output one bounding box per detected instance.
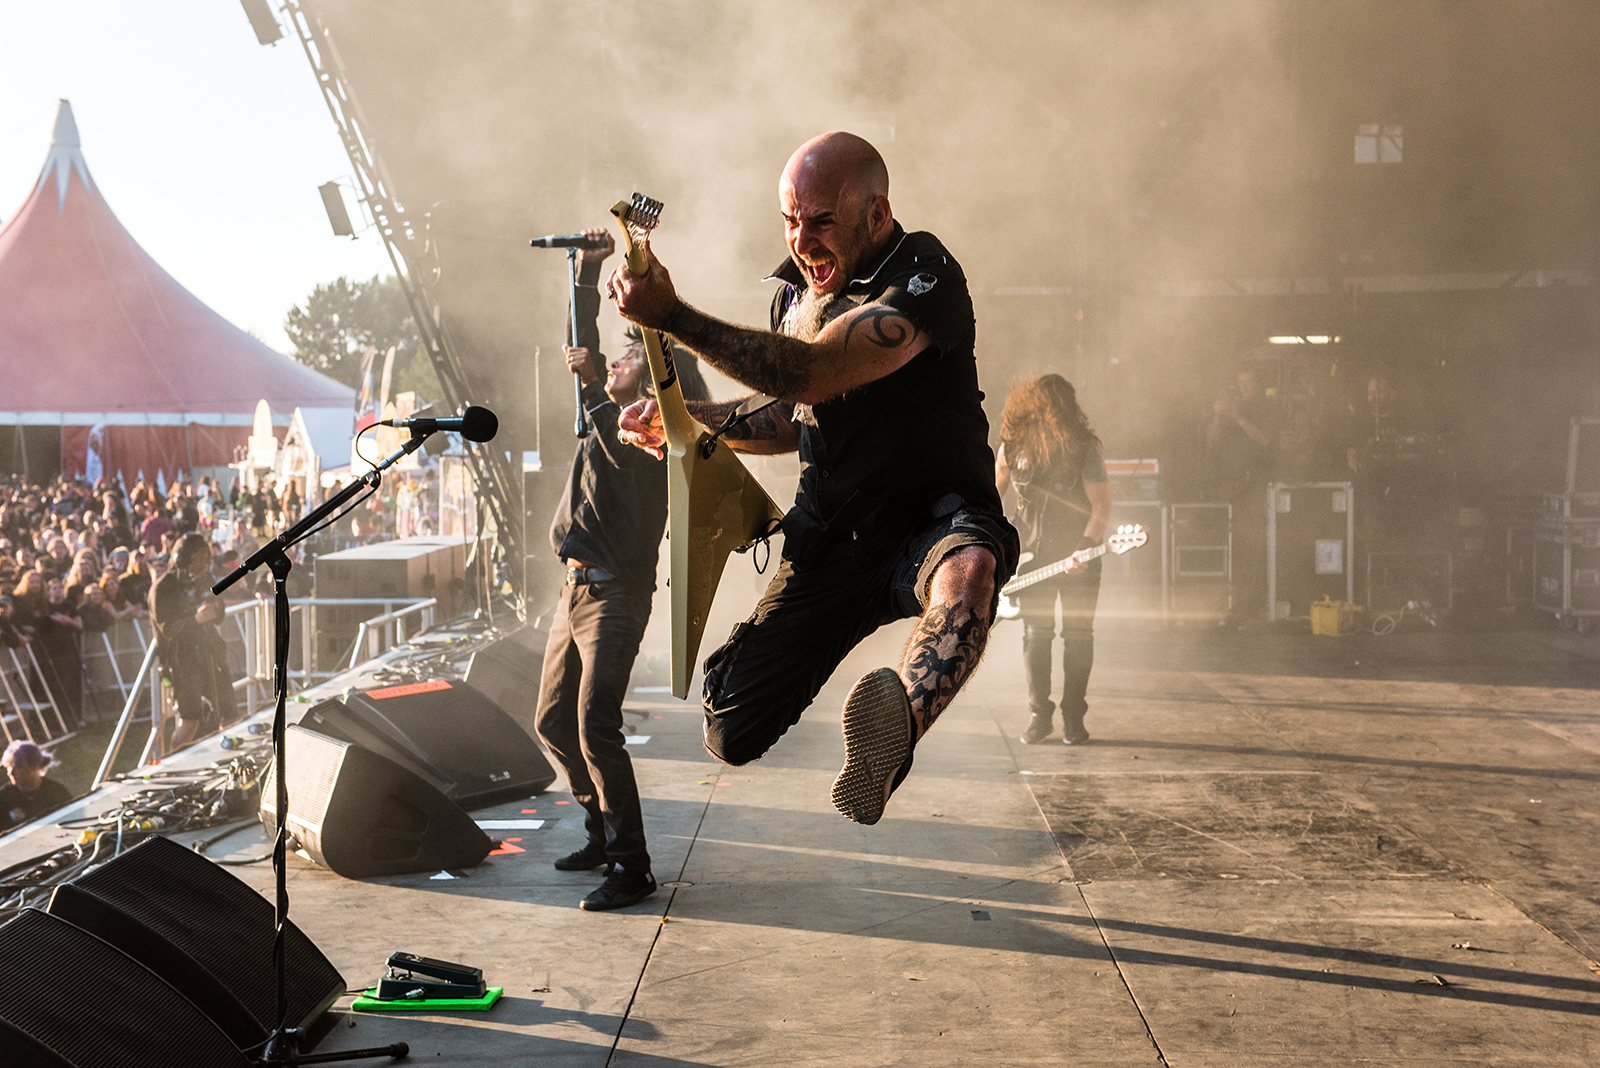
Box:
[1004,543,1110,594]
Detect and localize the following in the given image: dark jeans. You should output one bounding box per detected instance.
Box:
[701,506,1018,766]
[164,638,235,728]
[534,580,653,874]
[1017,560,1101,729]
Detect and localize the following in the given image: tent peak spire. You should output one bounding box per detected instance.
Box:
[51,99,80,147]
[35,98,93,212]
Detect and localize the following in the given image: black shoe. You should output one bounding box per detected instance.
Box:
[579,868,657,911]
[1061,720,1090,746]
[1021,713,1052,745]
[553,840,608,871]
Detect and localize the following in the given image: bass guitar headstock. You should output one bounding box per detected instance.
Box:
[609,193,664,277]
[1107,524,1147,554]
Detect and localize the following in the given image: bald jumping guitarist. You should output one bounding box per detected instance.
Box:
[610,132,1018,826]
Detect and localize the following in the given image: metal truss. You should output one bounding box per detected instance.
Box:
[276,0,524,600]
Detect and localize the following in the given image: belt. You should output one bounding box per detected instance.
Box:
[565,564,614,586]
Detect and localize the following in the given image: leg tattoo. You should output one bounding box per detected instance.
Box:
[901,601,991,738]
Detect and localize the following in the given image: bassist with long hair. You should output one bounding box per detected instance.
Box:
[995,375,1111,746]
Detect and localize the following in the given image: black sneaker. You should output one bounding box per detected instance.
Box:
[553,840,608,871]
[1061,720,1090,746]
[579,868,657,911]
[831,667,914,826]
[1020,713,1052,745]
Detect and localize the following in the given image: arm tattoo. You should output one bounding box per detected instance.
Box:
[685,398,741,427]
[667,301,813,398]
[685,397,783,441]
[723,407,782,442]
[842,305,912,352]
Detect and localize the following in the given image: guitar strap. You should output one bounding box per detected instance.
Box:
[1024,482,1092,519]
[703,394,783,456]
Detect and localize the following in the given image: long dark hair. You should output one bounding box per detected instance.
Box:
[1000,374,1098,470]
[622,324,711,402]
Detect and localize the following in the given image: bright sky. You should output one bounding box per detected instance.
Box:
[0,1,392,355]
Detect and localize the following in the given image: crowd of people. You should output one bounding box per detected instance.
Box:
[0,471,269,726]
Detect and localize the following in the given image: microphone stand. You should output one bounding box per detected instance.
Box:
[567,247,589,439]
[212,432,426,1066]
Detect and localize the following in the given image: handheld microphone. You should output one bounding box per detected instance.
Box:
[530,233,609,250]
[378,405,499,443]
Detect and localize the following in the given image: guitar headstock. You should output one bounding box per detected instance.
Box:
[609,193,664,277]
[1106,524,1147,554]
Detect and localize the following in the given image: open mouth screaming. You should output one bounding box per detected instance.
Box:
[802,258,838,291]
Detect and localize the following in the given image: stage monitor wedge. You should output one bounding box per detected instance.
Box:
[45,834,343,1044]
[298,677,555,808]
[262,724,494,878]
[0,908,253,1068]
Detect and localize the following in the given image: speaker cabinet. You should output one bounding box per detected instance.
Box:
[0,908,252,1068]
[261,725,493,878]
[464,625,548,736]
[43,835,343,1047]
[297,677,555,808]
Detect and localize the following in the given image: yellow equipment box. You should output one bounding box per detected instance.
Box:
[1310,596,1350,635]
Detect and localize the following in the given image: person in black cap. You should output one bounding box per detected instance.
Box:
[534,228,708,912]
[0,741,71,831]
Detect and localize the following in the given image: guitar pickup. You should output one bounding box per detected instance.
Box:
[378,951,486,1000]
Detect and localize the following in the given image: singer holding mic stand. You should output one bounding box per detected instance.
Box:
[209,406,495,1065]
[531,227,616,439]
[531,227,712,911]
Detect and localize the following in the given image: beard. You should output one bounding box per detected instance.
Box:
[778,209,874,342]
[779,286,854,342]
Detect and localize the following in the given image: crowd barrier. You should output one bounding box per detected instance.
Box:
[88,596,435,788]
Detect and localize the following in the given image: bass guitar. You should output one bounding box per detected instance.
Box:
[610,194,784,698]
[996,523,1147,620]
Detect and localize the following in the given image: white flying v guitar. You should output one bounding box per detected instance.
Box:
[610,193,784,698]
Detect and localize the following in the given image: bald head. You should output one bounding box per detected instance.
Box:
[780,132,889,205]
[778,133,895,295]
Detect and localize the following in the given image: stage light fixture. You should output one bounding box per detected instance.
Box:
[240,0,283,45]
[319,181,356,237]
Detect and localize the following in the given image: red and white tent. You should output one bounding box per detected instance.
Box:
[0,100,353,483]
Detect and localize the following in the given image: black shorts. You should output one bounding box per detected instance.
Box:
[700,500,1018,765]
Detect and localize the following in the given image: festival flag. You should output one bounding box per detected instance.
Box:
[354,344,378,432]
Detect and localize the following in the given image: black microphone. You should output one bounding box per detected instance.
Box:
[378,405,498,443]
[530,233,609,250]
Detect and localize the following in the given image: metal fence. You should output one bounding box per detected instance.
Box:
[89,596,435,789]
[0,640,73,747]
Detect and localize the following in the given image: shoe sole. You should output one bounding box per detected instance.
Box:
[831,668,912,826]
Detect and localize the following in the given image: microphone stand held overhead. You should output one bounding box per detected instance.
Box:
[567,247,589,439]
[211,431,428,1066]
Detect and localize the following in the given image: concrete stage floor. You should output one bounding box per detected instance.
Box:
[16,612,1600,1065]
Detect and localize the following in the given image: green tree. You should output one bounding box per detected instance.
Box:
[283,275,421,388]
